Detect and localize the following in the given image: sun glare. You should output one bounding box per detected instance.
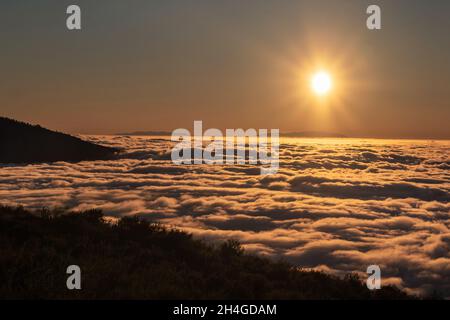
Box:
[311,71,332,96]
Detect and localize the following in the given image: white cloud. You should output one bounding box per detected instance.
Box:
[1,135,449,296]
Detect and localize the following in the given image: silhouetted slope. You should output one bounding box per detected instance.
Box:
[0,206,414,299]
[0,117,118,164]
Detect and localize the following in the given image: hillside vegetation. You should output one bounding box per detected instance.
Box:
[0,206,414,300]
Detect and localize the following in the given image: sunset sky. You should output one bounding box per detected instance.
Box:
[1,0,449,138]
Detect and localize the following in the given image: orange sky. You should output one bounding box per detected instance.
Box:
[1,0,449,138]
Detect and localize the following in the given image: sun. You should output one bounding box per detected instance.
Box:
[311,71,332,96]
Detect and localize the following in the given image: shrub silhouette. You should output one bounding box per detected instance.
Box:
[0,205,415,300]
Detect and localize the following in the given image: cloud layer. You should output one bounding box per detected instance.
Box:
[1,136,449,297]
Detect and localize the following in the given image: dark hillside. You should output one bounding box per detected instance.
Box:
[0,206,414,300]
[0,117,118,164]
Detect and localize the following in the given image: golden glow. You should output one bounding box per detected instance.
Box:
[311,71,332,96]
[282,46,359,132]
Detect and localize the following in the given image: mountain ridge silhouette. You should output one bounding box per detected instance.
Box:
[0,117,118,164]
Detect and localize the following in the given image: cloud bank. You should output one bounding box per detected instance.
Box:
[1,136,449,297]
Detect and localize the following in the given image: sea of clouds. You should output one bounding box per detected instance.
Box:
[1,136,449,297]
